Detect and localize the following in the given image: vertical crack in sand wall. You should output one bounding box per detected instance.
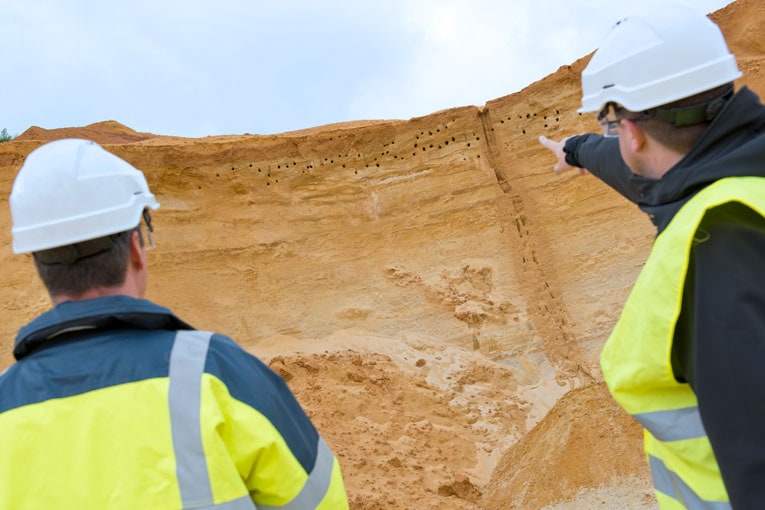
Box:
[478,106,593,386]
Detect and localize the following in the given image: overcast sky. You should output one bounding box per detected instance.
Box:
[2,0,734,138]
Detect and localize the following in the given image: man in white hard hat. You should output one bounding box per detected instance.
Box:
[540,3,765,509]
[0,139,349,509]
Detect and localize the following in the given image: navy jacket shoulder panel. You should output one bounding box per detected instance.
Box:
[14,296,193,359]
[204,334,320,474]
[0,329,176,414]
[3,296,195,412]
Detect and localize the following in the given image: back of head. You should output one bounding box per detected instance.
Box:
[579,2,741,115]
[10,139,159,297]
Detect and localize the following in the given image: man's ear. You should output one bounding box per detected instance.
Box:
[622,119,647,153]
[129,230,146,271]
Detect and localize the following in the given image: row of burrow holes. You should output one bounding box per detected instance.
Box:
[493,109,582,135]
[212,110,579,185]
[215,123,486,186]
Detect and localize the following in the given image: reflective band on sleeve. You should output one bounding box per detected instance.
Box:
[633,406,706,442]
[169,330,215,508]
[196,494,256,510]
[257,437,336,510]
[649,455,731,510]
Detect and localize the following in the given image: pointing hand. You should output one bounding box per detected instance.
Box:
[539,135,588,176]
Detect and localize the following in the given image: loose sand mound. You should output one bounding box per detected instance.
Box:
[14,120,155,145]
[482,383,652,509]
[0,1,760,508]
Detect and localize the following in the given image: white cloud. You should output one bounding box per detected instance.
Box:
[0,0,736,137]
[346,0,736,124]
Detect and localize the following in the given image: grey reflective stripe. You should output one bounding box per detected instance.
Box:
[649,455,731,510]
[633,406,706,442]
[197,495,256,510]
[169,330,215,508]
[257,437,336,510]
[170,330,328,510]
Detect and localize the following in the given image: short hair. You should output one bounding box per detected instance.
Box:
[623,83,734,154]
[33,229,136,298]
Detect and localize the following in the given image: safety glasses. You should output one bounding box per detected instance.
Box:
[597,103,623,137]
[597,102,651,137]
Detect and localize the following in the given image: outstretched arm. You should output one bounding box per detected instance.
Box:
[540,133,644,205]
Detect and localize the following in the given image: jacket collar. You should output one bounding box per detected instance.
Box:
[14,295,193,360]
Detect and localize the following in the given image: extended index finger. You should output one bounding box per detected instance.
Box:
[538,135,559,152]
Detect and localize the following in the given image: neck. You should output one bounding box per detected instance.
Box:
[48,232,149,306]
[51,285,140,306]
[638,138,687,180]
[649,153,685,180]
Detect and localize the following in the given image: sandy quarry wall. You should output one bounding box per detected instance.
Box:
[0,71,617,383]
[0,1,762,508]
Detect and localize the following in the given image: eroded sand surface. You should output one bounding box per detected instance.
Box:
[1,2,761,507]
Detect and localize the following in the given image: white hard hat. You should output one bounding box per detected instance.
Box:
[579,2,742,113]
[10,138,159,254]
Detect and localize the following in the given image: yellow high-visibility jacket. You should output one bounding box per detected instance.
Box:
[0,296,348,509]
[602,177,765,509]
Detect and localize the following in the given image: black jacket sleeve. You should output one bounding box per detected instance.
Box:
[564,134,644,204]
[674,202,765,508]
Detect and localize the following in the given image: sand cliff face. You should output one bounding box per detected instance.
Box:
[0,1,761,508]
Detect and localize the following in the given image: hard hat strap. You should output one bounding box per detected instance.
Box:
[644,84,734,127]
[33,232,128,265]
